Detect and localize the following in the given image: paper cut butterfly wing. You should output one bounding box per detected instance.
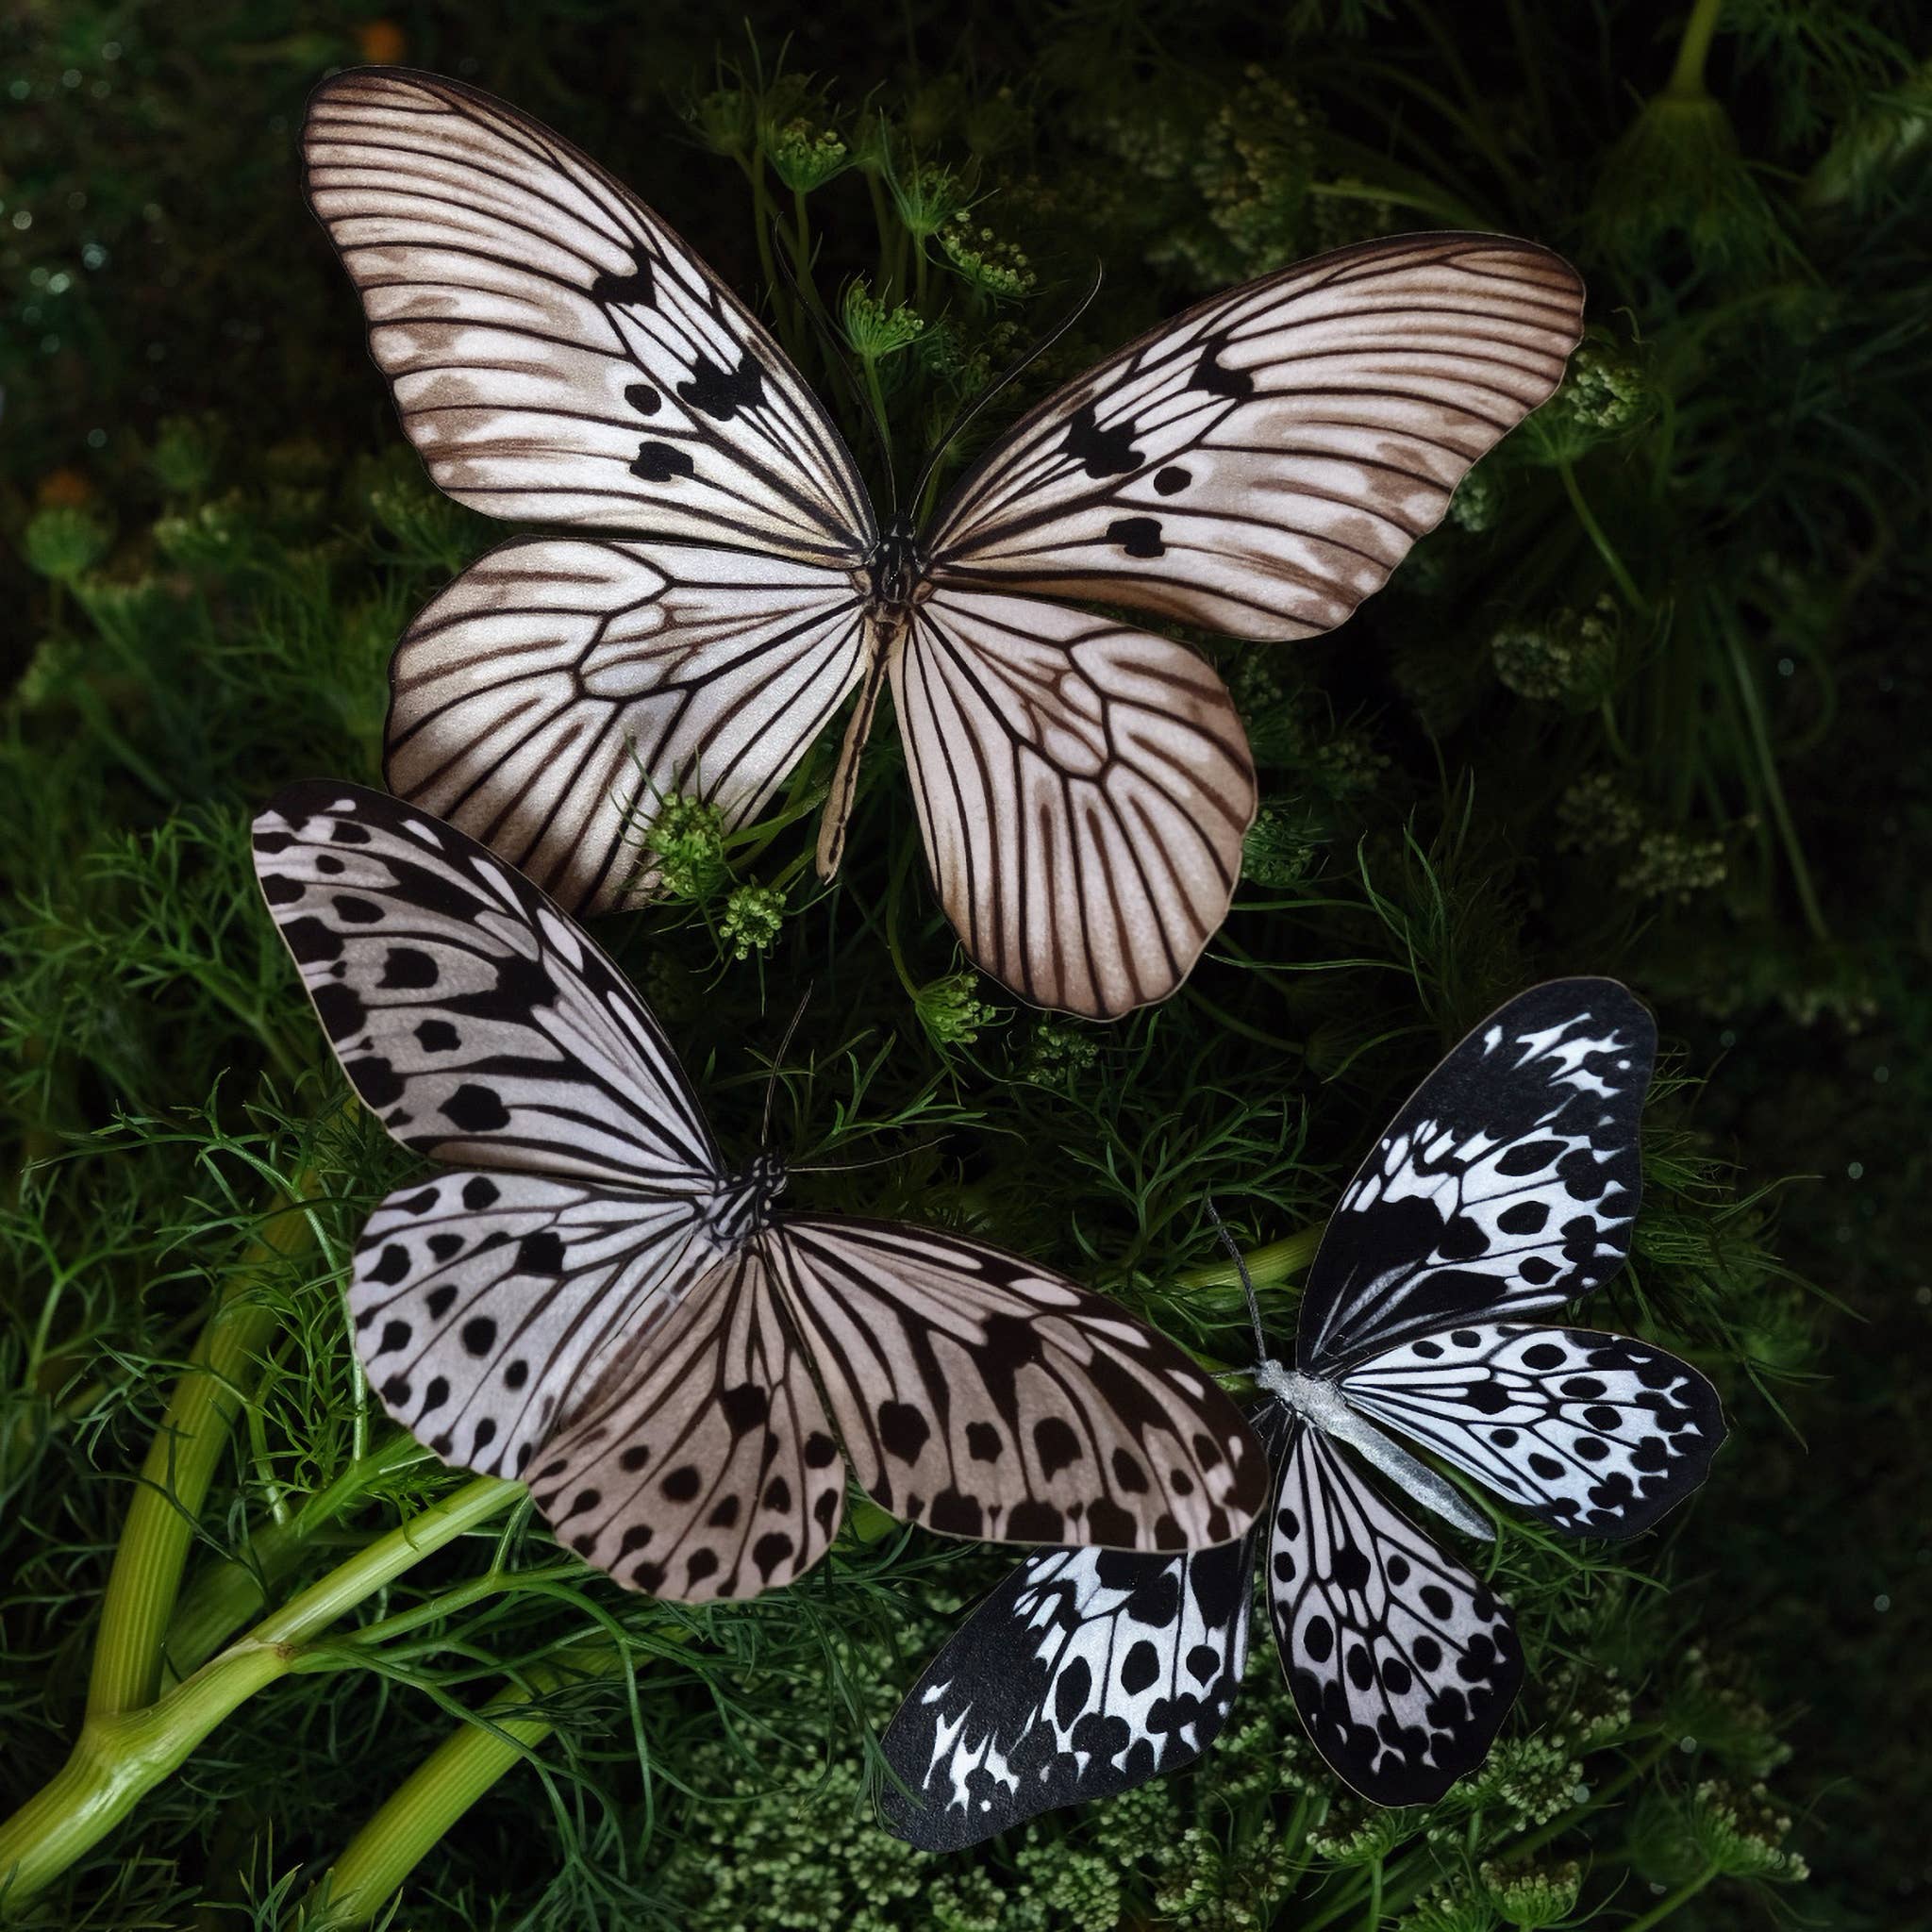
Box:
[880,1540,1254,1849]
[922,233,1585,641]
[893,590,1257,1016]
[303,67,874,562]
[386,538,870,914]
[1339,1322,1724,1539]
[251,781,726,1188]
[1296,978,1657,1374]
[1269,1420,1522,1805]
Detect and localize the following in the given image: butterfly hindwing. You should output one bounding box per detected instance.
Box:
[303,68,873,561]
[1270,1421,1522,1806]
[526,1245,847,1604]
[769,1218,1271,1552]
[881,1541,1254,1850]
[1339,1322,1725,1538]
[387,538,869,914]
[924,233,1584,641]
[1297,978,1656,1373]
[252,781,724,1188]
[350,1170,725,1481]
[895,590,1257,1017]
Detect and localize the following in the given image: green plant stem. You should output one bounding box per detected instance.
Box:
[0,1476,519,1906]
[296,1639,636,1931]
[160,1430,429,1685]
[1558,458,1645,612]
[1721,621,1829,941]
[87,1184,323,1720]
[1176,1225,1324,1293]
[1620,1865,1719,1932]
[1665,0,1725,100]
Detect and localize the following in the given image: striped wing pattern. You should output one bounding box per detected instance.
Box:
[924,233,1585,641]
[387,537,868,914]
[895,590,1257,1017]
[303,67,873,559]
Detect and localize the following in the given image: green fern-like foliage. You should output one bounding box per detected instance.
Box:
[4,1,1925,1927]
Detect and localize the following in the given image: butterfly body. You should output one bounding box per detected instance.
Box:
[882,980,1728,1843]
[699,1151,786,1246]
[306,68,1586,1014]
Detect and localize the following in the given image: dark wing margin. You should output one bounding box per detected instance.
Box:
[1269,1422,1521,1805]
[894,589,1256,1020]
[1340,1322,1724,1538]
[924,232,1583,640]
[303,66,873,560]
[251,780,724,1187]
[1297,978,1656,1374]
[880,1541,1254,1849]
[386,538,868,914]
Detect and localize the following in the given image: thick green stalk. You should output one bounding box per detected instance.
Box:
[87,1186,322,1719]
[1665,0,1725,101]
[295,1641,636,1931]
[1620,1866,1718,1932]
[1177,1226,1324,1294]
[0,1476,519,1905]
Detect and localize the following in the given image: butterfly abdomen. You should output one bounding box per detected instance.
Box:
[701,1153,786,1246]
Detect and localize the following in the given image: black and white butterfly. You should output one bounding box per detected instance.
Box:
[879,980,1725,1843]
[303,67,1586,1018]
[252,780,1270,1604]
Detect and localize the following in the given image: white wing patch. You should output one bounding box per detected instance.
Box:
[895,590,1257,1018]
[351,1170,724,1479]
[388,538,868,914]
[881,1542,1253,1849]
[1270,1423,1521,1806]
[1340,1323,1725,1537]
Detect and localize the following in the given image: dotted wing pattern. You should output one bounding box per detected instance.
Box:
[896,590,1257,1017]
[769,1218,1270,1552]
[303,68,873,558]
[1339,1323,1725,1537]
[1268,1422,1522,1806]
[924,233,1585,641]
[527,1245,848,1604]
[251,781,724,1188]
[388,538,868,914]
[1297,978,1657,1374]
[880,1541,1254,1850]
[349,1171,725,1481]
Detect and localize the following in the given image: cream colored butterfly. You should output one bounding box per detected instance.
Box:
[307,67,1584,1017]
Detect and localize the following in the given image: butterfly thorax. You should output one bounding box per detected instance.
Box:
[864,516,927,619]
[702,1150,786,1246]
[1254,1357,1493,1541]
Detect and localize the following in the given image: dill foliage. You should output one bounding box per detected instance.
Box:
[3,2,1925,1928]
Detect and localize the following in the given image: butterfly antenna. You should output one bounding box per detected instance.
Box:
[1204,1194,1268,1365]
[908,258,1104,516]
[761,985,813,1150]
[769,218,899,512]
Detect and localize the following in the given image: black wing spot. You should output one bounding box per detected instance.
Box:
[1063,403,1141,477]
[1105,516,1165,558]
[625,381,662,416]
[462,1177,500,1210]
[677,354,765,421]
[1191,334,1254,398]
[1153,464,1191,495]
[442,1084,510,1133]
[379,946,439,990]
[591,249,656,308]
[630,441,695,483]
[415,1019,459,1053]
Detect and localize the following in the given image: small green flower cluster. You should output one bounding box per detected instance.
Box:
[1243,803,1319,890]
[1556,774,1647,856]
[766,116,849,192]
[1491,597,1620,708]
[1617,829,1729,906]
[642,794,729,901]
[1477,1854,1583,1928]
[1015,1019,1101,1089]
[938,217,1036,299]
[915,969,1000,1048]
[720,882,785,961]
[841,279,926,360]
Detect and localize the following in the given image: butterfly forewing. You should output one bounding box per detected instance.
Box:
[895,591,1257,1017]
[252,781,724,1186]
[924,234,1584,641]
[304,68,874,560]
[768,1218,1269,1551]
[1340,1323,1724,1538]
[527,1244,847,1602]
[1269,1421,1522,1805]
[880,1540,1254,1850]
[351,1171,725,1479]
[388,537,869,914]
[1297,978,1656,1374]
